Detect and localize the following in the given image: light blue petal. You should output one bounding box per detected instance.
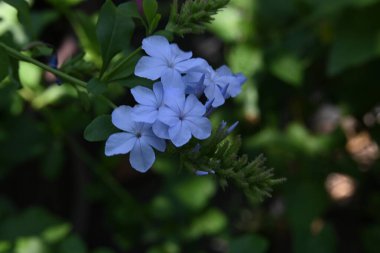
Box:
[204,84,225,107]
[175,58,208,73]
[183,94,206,116]
[141,129,166,152]
[105,132,136,156]
[235,73,247,85]
[158,106,180,126]
[195,170,215,176]
[183,72,205,96]
[112,106,135,132]
[152,120,170,139]
[171,44,192,63]
[161,69,186,95]
[169,121,192,147]
[135,56,168,80]
[162,91,186,114]
[227,82,242,98]
[130,139,155,173]
[216,65,233,76]
[153,82,164,106]
[142,35,171,59]
[131,105,158,123]
[131,85,157,105]
[195,170,209,176]
[227,121,239,134]
[183,72,204,83]
[185,116,211,140]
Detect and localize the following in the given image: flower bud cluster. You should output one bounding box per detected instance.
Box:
[105,36,246,172]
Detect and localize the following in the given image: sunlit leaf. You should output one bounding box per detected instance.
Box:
[3,0,32,38]
[15,237,48,253]
[42,223,71,244]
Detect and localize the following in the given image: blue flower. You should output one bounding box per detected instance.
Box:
[197,65,245,107]
[183,72,206,97]
[195,170,215,176]
[158,94,211,147]
[134,36,206,93]
[216,66,244,99]
[131,82,170,139]
[131,82,164,124]
[105,106,166,173]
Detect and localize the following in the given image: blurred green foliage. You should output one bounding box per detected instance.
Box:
[0,0,380,252]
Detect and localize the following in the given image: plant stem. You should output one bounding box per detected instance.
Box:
[0,42,117,109]
[0,42,87,88]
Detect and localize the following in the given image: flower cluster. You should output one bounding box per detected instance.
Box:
[105,36,246,172]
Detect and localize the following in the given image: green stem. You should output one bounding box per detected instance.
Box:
[0,42,86,88]
[0,42,117,109]
[102,46,142,81]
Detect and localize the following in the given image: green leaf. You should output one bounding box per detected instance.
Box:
[14,237,48,253]
[116,76,153,88]
[172,177,216,211]
[118,2,141,19]
[327,7,380,75]
[149,14,161,34]
[230,234,269,253]
[69,11,101,64]
[143,0,158,24]
[84,115,118,142]
[0,47,10,83]
[328,30,380,75]
[103,52,141,83]
[185,208,227,239]
[87,78,107,95]
[3,0,33,38]
[0,207,62,240]
[45,0,84,7]
[42,223,71,244]
[271,54,304,86]
[96,0,135,75]
[58,235,86,253]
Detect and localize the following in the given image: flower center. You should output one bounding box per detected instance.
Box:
[136,132,142,138]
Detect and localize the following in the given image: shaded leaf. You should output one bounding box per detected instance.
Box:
[84,115,118,142]
[271,54,303,86]
[96,0,135,74]
[103,52,141,83]
[143,0,158,24]
[58,235,86,253]
[327,6,380,75]
[118,2,141,19]
[87,78,107,95]
[230,234,268,253]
